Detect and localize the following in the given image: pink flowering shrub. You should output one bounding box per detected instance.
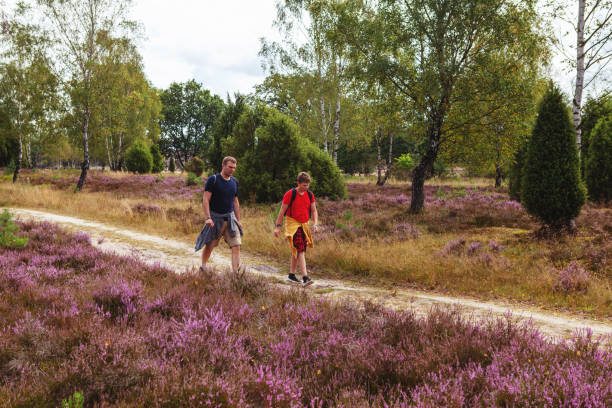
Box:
[1,219,610,407]
[553,262,591,294]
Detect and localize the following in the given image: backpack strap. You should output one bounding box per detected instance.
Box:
[284,188,314,220]
[284,188,297,217]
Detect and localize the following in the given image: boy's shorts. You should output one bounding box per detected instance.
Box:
[208,220,241,248]
[292,227,307,253]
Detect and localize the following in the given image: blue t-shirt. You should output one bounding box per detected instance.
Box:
[204,173,238,214]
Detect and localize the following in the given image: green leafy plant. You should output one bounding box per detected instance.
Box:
[585,113,612,202]
[185,157,205,177]
[61,391,84,408]
[150,144,165,173]
[125,141,153,174]
[394,153,414,172]
[169,156,176,173]
[185,172,201,186]
[0,210,28,248]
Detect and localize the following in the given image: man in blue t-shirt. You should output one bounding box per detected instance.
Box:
[195,156,244,273]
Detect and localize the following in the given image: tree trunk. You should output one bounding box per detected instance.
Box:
[76,111,90,191]
[376,127,383,186]
[105,134,113,170]
[495,164,503,188]
[320,96,327,153]
[333,97,340,164]
[12,135,22,183]
[410,108,445,213]
[381,131,394,185]
[573,0,586,155]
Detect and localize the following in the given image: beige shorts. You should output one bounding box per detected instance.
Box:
[207,220,241,248]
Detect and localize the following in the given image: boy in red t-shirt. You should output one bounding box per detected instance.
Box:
[274,172,319,286]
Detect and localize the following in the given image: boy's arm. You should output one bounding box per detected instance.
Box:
[311,202,319,232]
[274,203,289,237]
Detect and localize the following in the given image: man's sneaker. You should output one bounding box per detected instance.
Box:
[302,276,313,287]
[287,273,300,284]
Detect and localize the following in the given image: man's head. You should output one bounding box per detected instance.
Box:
[221,156,237,177]
[296,171,311,192]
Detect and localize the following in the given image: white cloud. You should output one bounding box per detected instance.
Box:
[132,0,281,96]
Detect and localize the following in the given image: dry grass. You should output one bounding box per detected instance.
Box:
[2,171,611,317]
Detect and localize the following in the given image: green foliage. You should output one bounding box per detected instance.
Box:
[125,141,153,174]
[522,85,586,229]
[150,144,164,173]
[3,159,15,175]
[585,114,612,202]
[580,93,612,178]
[185,157,204,177]
[168,156,176,173]
[508,141,528,201]
[0,210,28,249]
[159,80,224,168]
[234,107,346,202]
[185,172,202,186]
[206,93,246,170]
[395,153,414,172]
[62,391,84,408]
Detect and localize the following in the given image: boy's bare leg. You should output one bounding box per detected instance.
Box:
[290,255,298,275]
[297,251,307,277]
[231,245,240,273]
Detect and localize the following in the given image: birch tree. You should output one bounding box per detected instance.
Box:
[36,0,136,190]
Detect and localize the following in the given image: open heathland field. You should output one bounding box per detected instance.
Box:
[1,169,612,317]
[0,217,611,407]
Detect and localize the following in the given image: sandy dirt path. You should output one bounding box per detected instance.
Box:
[7,207,612,342]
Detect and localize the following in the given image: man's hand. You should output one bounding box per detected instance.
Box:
[205,218,214,228]
[236,220,242,229]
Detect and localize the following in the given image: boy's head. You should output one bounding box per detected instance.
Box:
[296,172,311,192]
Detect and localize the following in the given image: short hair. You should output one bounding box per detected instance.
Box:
[222,156,237,166]
[297,172,311,183]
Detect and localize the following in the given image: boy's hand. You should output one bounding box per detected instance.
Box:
[312,224,319,233]
[274,226,281,237]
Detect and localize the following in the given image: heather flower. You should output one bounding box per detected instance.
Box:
[467,242,483,256]
[443,237,466,256]
[489,240,505,252]
[553,262,591,294]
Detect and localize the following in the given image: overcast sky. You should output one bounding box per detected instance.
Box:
[130,0,280,97]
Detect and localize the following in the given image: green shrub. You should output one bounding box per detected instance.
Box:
[521,84,586,229]
[234,108,346,202]
[150,144,164,173]
[185,172,201,186]
[585,114,612,202]
[185,157,204,177]
[169,156,176,173]
[580,93,611,178]
[125,141,153,174]
[62,391,84,408]
[0,209,28,248]
[508,141,528,201]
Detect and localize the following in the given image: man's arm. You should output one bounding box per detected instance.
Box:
[233,196,241,225]
[203,191,214,227]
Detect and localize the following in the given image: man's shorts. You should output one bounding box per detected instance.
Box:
[208,220,241,248]
[292,227,307,253]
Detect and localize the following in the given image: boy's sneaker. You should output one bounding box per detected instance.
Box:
[302,276,313,287]
[287,273,300,284]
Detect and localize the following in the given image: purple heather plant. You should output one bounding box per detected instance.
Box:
[0,219,610,407]
[553,261,591,294]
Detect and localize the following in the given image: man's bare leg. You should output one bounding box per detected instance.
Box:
[201,243,215,269]
[231,245,240,273]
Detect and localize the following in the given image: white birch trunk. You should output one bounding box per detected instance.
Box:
[320,96,327,153]
[573,0,586,155]
[333,97,340,164]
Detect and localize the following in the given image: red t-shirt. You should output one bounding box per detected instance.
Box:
[282,189,315,223]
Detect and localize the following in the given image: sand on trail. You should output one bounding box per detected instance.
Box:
[7,207,612,342]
